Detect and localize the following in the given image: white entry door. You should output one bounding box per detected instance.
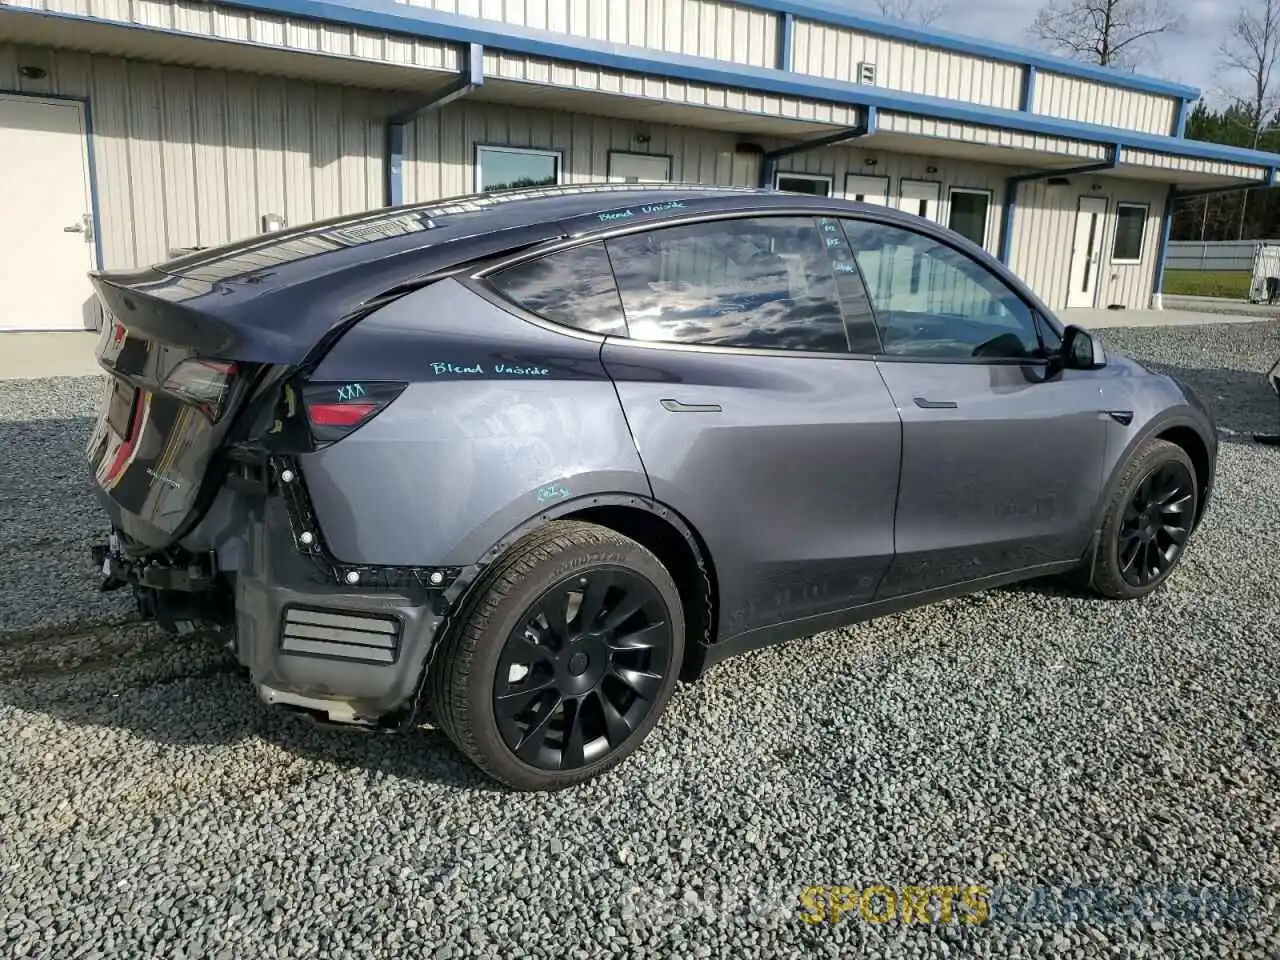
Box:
[897,179,941,222]
[845,174,890,205]
[608,152,672,183]
[1066,196,1109,308]
[0,95,97,331]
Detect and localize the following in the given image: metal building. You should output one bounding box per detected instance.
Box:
[3,0,1278,330]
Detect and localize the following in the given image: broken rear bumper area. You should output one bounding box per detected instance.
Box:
[92,459,466,728]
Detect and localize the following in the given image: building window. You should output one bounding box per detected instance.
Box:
[774,172,833,197]
[1112,202,1148,263]
[476,145,561,194]
[605,216,850,353]
[947,188,992,248]
[487,242,627,336]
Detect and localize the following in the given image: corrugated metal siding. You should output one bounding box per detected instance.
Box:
[1034,72,1177,138]
[402,99,759,201]
[1121,148,1266,183]
[0,43,392,269]
[775,148,1008,253]
[1010,179,1165,309]
[16,0,459,72]
[484,51,863,126]
[791,18,1022,110]
[877,111,1110,161]
[398,0,777,68]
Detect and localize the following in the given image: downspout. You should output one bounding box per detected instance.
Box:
[997,143,1122,266]
[759,106,877,189]
[777,12,795,71]
[1150,166,1277,308]
[384,42,485,207]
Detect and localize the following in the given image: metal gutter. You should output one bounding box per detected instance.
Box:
[997,146,1122,266]
[384,42,484,207]
[759,106,877,187]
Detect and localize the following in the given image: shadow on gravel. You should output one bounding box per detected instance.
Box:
[0,627,497,792]
[1136,360,1280,441]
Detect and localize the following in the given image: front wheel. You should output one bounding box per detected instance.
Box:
[1090,439,1199,600]
[429,521,685,791]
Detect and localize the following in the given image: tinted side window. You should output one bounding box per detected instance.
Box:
[605,217,850,353]
[841,219,1044,361]
[487,242,626,336]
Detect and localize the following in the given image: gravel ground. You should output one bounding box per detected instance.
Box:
[1,323,1278,959]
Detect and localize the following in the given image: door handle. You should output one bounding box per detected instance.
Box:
[660,399,722,413]
[913,397,958,409]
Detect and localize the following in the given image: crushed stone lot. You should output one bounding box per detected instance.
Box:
[2,322,1279,959]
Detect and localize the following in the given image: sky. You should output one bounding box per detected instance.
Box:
[855,0,1243,106]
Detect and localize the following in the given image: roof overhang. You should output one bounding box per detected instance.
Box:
[3,2,1274,191]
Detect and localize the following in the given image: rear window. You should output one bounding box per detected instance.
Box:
[487,242,627,336]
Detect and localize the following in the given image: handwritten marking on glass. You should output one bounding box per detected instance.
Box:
[430,362,484,376]
[337,383,366,401]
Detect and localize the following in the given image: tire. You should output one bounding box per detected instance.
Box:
[428,520,685,791]
[1090,439,1199,600]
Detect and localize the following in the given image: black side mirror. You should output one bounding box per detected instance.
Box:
[1049,324,1107,376]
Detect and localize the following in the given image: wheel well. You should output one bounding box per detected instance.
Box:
[1156,425,1211,525]
[565,505,717,680]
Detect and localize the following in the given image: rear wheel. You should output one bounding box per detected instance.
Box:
[1090,439,1198,600]
[429,521,684,791]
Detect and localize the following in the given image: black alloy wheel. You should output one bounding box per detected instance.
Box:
[1116,460,1196,588]
[492,567,674,771]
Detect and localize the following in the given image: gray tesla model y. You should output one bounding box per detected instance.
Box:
[85,184,1217,790]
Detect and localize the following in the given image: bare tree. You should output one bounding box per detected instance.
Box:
[873,0,949,26]
[1219,0,1280,238]
[1219,0,1280,148]
[1027,0,1184,69]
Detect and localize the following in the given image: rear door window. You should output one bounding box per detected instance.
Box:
[604,217,851,353]
[487,241,627,336]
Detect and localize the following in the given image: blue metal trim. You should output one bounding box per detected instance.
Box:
[778,12,794,71]
[997,146,1121,265]
[1021,66,1037,113]
[12,4,1279,170]
[195,0,1268,168]
[1151,183,1177,297]
[0,87,105,270]
[1172,98,1189,138]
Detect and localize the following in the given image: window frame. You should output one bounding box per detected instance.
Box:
[837,214,1059,367]
[774,172,834,197]
[946,186,994,249]
[1110,201,1149,265]
[474,143,563,195]
[472,210,880,360]
[606,150,674,183]
[844,173,891,205]
[897,177,943,222]
[482,240,628,338]
[469,207,1064,364]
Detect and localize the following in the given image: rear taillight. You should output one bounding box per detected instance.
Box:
[162,359,238,419]
[301,381,405,442]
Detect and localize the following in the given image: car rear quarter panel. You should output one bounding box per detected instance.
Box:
[299,278,650,567]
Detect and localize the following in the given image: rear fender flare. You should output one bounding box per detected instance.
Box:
[401,492,713,728]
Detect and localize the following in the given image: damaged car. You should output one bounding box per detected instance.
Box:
[85,184,1218,790]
